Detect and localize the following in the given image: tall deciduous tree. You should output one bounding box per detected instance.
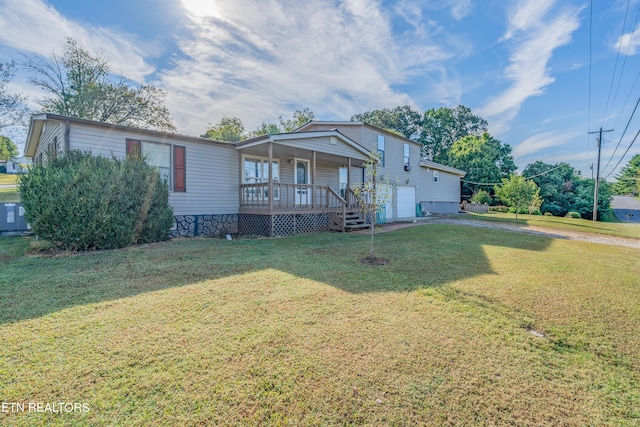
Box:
[249,108,316,137]
[523,161,580,216]
[448,132,516,196]
[351,105,422,140]
[0,135,19,161]
[23,38,175,131]
[0,61,29,130]
[201,116,246,142]
[495,175,541,219]
[612,154,640,196]
[420,105,488,163]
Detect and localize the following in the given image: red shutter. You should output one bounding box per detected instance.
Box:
[173,145,186,192]
[126,138,141,159]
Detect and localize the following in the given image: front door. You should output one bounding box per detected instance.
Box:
[294,159,310,205]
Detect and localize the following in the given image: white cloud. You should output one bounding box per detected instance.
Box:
[450,0,473,21]
[0,0,154,82]
[479,1,581,134]
[163,0,457,134]
[513,131,574,158]
[614,24,640,56]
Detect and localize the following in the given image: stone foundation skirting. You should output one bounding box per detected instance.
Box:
[171,214,239,238]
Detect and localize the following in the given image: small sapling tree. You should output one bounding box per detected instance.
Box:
[351,151,393,263]
[494,174,541,219]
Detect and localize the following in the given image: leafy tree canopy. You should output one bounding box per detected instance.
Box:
[202,109,316,142]
[420,105,488,163]
[0,135,19,161]
[351,105,422,140]
[0,61,29,130]
[523,161,580,216]
[494,175,541,218]
[612,154,640,196]
[24,38,175,132]
[448,132,516,195]
[201,116,246,142]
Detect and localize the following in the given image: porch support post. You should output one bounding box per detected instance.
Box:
[347,157,352,206]
[268,141,273,212]
[312,150,317,208]
[238,150,243,208]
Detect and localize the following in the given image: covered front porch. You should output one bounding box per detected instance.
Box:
[235,131,371,236]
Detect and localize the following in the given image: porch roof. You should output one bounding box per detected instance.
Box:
[234,130,370,164]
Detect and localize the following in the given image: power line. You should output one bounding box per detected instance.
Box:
[587,0,593,159]
[604,128,640,179]
[602,0,631,128]
[461,164,570,186]
[602,96,640,174]
[611,3,640,127]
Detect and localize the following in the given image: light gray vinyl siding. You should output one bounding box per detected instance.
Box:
[34,120,63,164]
[303,124,364,144]
[419,167,461,202]
[66,121,239,216]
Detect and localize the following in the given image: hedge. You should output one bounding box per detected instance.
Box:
[18,150,174,250]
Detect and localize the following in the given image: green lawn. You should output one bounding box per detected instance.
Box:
[0,173,19,185]
[0,186,20,202]
[0,173,20,202]
[465,211,640,239]
[1,225,639,426]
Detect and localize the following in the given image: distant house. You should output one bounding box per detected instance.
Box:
[24,114,465,237]
[0,156,31,173]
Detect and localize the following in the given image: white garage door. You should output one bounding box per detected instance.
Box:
[397,186,415,218]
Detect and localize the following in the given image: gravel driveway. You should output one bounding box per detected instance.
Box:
[371,217,640,249]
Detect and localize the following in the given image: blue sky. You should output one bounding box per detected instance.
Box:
[1,0,639,180]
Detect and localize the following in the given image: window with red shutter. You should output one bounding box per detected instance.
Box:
[173,145,186,192]
[126,138,141,159]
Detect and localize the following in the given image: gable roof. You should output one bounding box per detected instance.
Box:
[234,129,370,159]
[420,159,466,177]
[24,113,231,157]
[295,120,423,147]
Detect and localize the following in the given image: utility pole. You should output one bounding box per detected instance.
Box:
[588,127,613,221]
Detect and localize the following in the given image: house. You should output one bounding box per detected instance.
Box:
[24,114,465,237]
[0,156,31,174]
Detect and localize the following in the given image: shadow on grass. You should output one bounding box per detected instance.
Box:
[0,223,552,325]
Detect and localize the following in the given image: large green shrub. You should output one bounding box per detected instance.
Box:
[18,150,174,250]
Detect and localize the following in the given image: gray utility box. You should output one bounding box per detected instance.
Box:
[0,203,31,233]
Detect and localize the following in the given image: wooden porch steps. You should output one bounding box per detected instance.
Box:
[338,211,370,231]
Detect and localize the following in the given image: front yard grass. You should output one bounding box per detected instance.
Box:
[1,224,639,426]
[465,211,640,239]
[0,173,19,185]
[0,186,20,202]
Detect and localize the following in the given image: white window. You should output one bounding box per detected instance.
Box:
[142,141,171,185]
[433,171,439,183]
[242,155,279,199]
[339,167,348,198]
[377,135,385,166]
[403,143,410,166]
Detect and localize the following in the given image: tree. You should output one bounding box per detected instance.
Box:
[523,161,580,216]
[494,175,541,219]
[570,178,612,220]
[612,154,640,196]
[350,151,392,263]
[351,105,422,140]
[201,116,246,142]
[249,108,316,137]
[23,38,175,131]
[420,105,488,163]
[448,132,516,197]
[0,135,19,161]
[279,107,316,132]
[0,61,29,130]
